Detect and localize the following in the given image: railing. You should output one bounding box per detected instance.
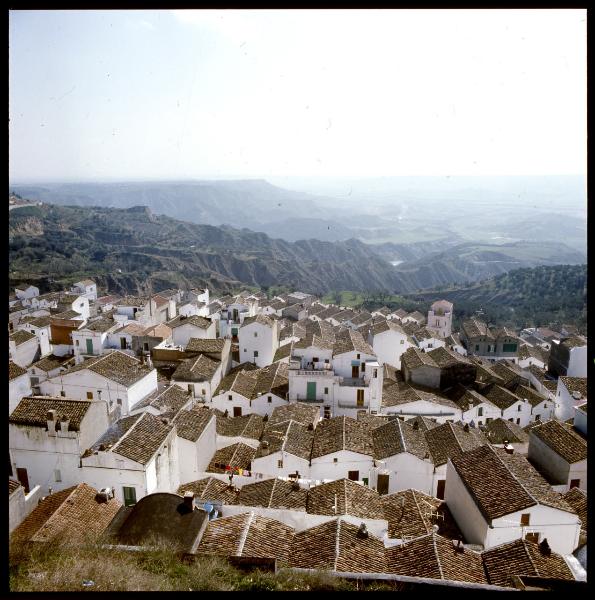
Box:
[294,370,333,377]
[339,377,369,387]
[337,401,369,408]
[294,395,324,404]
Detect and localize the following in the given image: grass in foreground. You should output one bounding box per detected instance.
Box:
[9,539,402,592]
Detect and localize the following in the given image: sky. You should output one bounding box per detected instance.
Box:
[9,9,587,182]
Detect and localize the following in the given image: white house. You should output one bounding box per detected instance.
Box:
[70,279,98,301]
[211,362,289,417]
[251,419,314,478]
[446,444,581,555]
[238,314,279,368]
[28,354,75,395]
[554,376,587,422]
[548,336,587,378]
[18,315,52,358]
[215,413,264,449]
[484,418,530,455]
[72,318,122,364]
[369,418,434,495]
[58,293,91,321]
[453,389,501,427]
[9,330,40,368]
[517,344,548,370]
[480,384,533,428]
[81,411,179,506]
[527,420,587,492]
[401,311,426,327]
[413,327,447,352]
[426,300,453,339]
[9,479,42,535]
[309,416,374,483]
[512,383,554,423]
[112,296,153,326]
[15,285,40,301]
[9,396,110,495]
[172,407,217,485]
[9,361,32,415]
[219,297,258,339]
[573,403,587,437]
[167,315,216,348]
[171,353,224,403]
[130,384,194,419]
[366,319,412,369]
[40,350,158,420]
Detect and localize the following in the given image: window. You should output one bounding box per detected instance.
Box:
[520,513,530,526]
[268,396,272,403]
[60,391,66,397]
[508,418,514,422]
[123,486,137,507]
[202,389,206,396]
[324,406,331,419]
[75,339,80,347]
[348,471,359,481]
[254,332,258,337]
[244,348,247,352]
[313,357,319,363]
[228,395,233,401]
[54,469,62,482]
[486,417,492,424]
[503,343,517,353]
[478,407,484,417]
[86,391,93,400]
[324,359,330,364]
[543,403,547,408]
[188,384,195,395]
[517,404,522,412]
[117,398,122,405]
[525,532,540,544]
[535,414,541,421]
[374,369,378,378]
[516,418,521,425]
[356,389,364,407]
[333,457,338,463]
[277,460,283,469]
[570,479,581,489]
[475,345,480,351]
[400,339,404,344]
[361,362,366,372]
[324,387,329,394]
[143,342,149,351]
[254,350,258,357]
[31,369,35,375]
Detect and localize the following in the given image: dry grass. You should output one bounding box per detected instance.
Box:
[9,538,401,592]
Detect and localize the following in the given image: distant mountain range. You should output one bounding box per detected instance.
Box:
[9,202,587,298]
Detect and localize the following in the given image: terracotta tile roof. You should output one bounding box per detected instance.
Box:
[52,309,84,320]
[453,389,494,412]
[185,338,227,356]
[255,420,313,461]
[385,533,487,583]
[332,328,375,357]
[60,351,153,387]
[381,379,460,411]
[10,397,91,431]
[217,413,265,440]
[509,383,547,407]
[317,306,342,320]
[405,415,440,432]
[311,416,374,459]
[241,314,275,328]
[214,362,288,401]
[173,407,216,442]
[485,418,530,444]
[356,411,391,429]
[529,420,587,463]
[115,296,147,307]
[132,385,191,417]
[392,308,408,319]
[152,294,169,308]
[518,344,549,363]
[197,512,294,561]
[272,343,292,362]
[542,380,558,394]
[119,322,147,335]
[172,353,221,383]
[482,539,575,588]
[490,361,522,385]
[560,335,587,348]
[9,479,22,496]
[9,329,37,346]
[481,384,522,410]
[82,318,118,333]
[307,478,385,520]
[269,402,320,428]
[77,278,96,286]
[462,318,493,340]
[237,478,308,510]
[424,422,489,466]
[559,376,587,399]
[11,483,122,544]
[427,346,472,368]
[369,319,406,337]
[401,347,438,370]
[382,490,462,541]
[290,518,387,573]
[167,315,212,330]
[562,488,587,535]
[450,445,576,521]
[111,412,173,465]
[9,360,28,381]
[177,477,239,505]
[207,443,256,473]
[28,315,52,328]
[373,419,430,461]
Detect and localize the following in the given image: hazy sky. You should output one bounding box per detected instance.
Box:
[9,9,587,182]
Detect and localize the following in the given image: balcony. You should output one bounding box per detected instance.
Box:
[293,394,325,404]
[339,377,368,388]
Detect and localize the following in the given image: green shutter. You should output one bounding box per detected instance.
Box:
[123,486,137,506]
[86,338,94,354]
[306,382,317,401]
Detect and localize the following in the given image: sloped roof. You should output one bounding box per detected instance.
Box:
[482,539,575,588]
[311,416,374,459]
[207,443,256,473]
[9,329,37,346]
[381,380,460,411]
[427,346,473,368]
[424,421,489,466]
[382,489,462,540]
[481,384,522,410]
[196,512,294,561]
[559,377,587,399]
[217,413,265,440]
[132,385,191,418]
[510,384,548,407]
[529,420,587,464]
[241,314,275,328]
[11,483,122,544]
[173,407,216,442]
[462,318,493,340]
[59,351,153,387]
[236,478,308,511]
[485,418,530,444]
[167,315,212,330]
[307,478,385,520]
[373,419,430,460]
[9,361,28,381]
[185,338,227,356]
[10,397,91,431]
[255,419,313,461]
[370,318,406,337]
[332,328,375,357]
[214,362,288,401]
[405,415,440,432]
[177,477,239,505]
[9,479,22,496]
[385,533,487,584]
[401,347,438,370]
[289,518,387,573]
[171,353,221,383]
[450,445,576,521]
[269,402,320,428]
[562,488,587,535]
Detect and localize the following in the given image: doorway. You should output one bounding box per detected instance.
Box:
[436,479,446,500]
[377,474,389,495]
[351,365,359,378]
[233,407,242,417]
[348,470,359,481]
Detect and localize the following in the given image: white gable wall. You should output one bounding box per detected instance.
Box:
[309,449,374,482]
[178,416,217,485]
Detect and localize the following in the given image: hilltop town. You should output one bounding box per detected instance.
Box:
[9,280,587,589]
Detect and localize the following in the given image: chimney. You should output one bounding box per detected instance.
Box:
[463,423,470,433]
[183,491,195,511]
[412,420,419,431]
[452,538,465,553]
[260,440,270,455]
[59,415,70,433]
[504,443,514,455]
[356,523,369,539]
[47,409,58,435]
[539,538,551,556]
